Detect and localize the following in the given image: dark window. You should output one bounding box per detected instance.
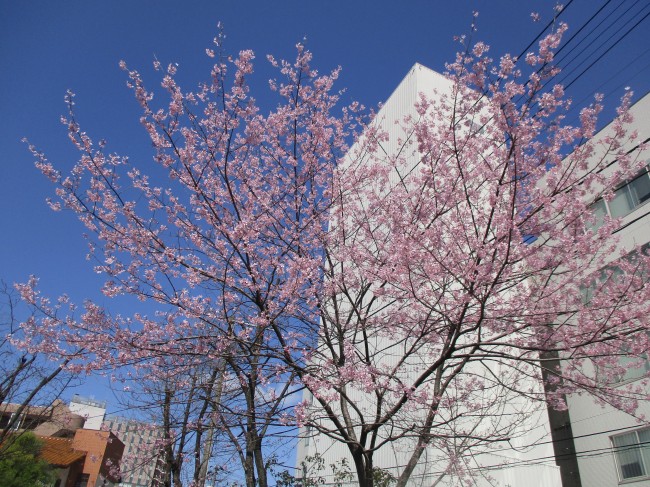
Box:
[73,473,90,487]
[612,429,650,480]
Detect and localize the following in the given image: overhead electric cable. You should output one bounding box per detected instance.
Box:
[568,46,650,110]
[300,436,650,482]
[560,3,650,90]
[513,0,576,62]
[553,0,638,73]
[551,0,619,69]
[563,12,650,92]
[517,1,650,125]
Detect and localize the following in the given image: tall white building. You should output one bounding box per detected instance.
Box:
[547,92,650,487]
[296,64,562,487]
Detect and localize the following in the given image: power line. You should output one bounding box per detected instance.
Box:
[513,0,577,63]
[301,432,650,482]
[554,0,640,78]
[568,46,650,111]
[562,5,650,91]
[508,0,649,122]
[551,0,617,62]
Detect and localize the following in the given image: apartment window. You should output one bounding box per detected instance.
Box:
[619,353,650,382]
[588,198,608,230]
[612,429,650,480]
[595,347,650,384]
[304,425,312,446]
[591,166,650,228]
[609,167,650,217]
[580,264,623,304]
[583,244,650,385]
[581,243,649,305]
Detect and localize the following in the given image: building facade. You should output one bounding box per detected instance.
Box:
[0,399,85,438]
[550,92,650,487]
[103,415,165,487]
[68,395,166,486]
[296,64,562,487]
[0,396,125,486]
[69,395,108,431]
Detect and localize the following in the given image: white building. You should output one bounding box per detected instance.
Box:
[69,394,107,430]
[548,92,650,487]
[296,64,562,487]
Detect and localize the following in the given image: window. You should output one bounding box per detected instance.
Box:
[590,165,650,228]
[73,473,90,487]
[583,244,650,384]
[609,167,650,218]
[612,429,650,480]
[580,264,623,304]
[588,198,608,231]
[581,243,649,305]
[595,345,650,384]
[618,354,650,383]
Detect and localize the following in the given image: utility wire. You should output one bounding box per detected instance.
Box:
[551,0,618,62]
[507,0,618,107]
[302,435,650,482]
[562,5,650,91]
[535,1,648,96]
[513,0,576,62]
[554,0,640,78]
[511,0,648,119]
[568,46,650,111]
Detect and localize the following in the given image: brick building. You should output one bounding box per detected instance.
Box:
[39,429,124,487]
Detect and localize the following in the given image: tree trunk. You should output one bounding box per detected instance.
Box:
[351,449,374,487]
[196,363,226,486]
[244,448,256,487]
[395,440,427,487]
[253,436,268,487]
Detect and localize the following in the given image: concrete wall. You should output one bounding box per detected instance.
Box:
[296,63,561,487]
[562,92,650,487]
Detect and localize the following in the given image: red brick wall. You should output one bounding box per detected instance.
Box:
[72,429,124,486]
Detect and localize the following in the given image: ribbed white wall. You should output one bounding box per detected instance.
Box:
[296,64,561,486]
[563,92,650,487]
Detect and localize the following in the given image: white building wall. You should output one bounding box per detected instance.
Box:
[297,64,561,487]
[69,394,106,430]
[563,91,650,487]
[568,395,650,487]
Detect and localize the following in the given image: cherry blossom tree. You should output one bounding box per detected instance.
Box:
[111,341,299,487]
[24,38,348,487]
[292,22,649,487]
[21,17,649,487]
[0,282,83,457]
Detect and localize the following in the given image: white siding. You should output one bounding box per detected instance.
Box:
[564,92,650,487]
[297,64,561,487]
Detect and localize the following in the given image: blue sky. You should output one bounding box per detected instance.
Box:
[1,0,649,405]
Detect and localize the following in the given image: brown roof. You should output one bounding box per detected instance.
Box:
[38,436,86,467]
